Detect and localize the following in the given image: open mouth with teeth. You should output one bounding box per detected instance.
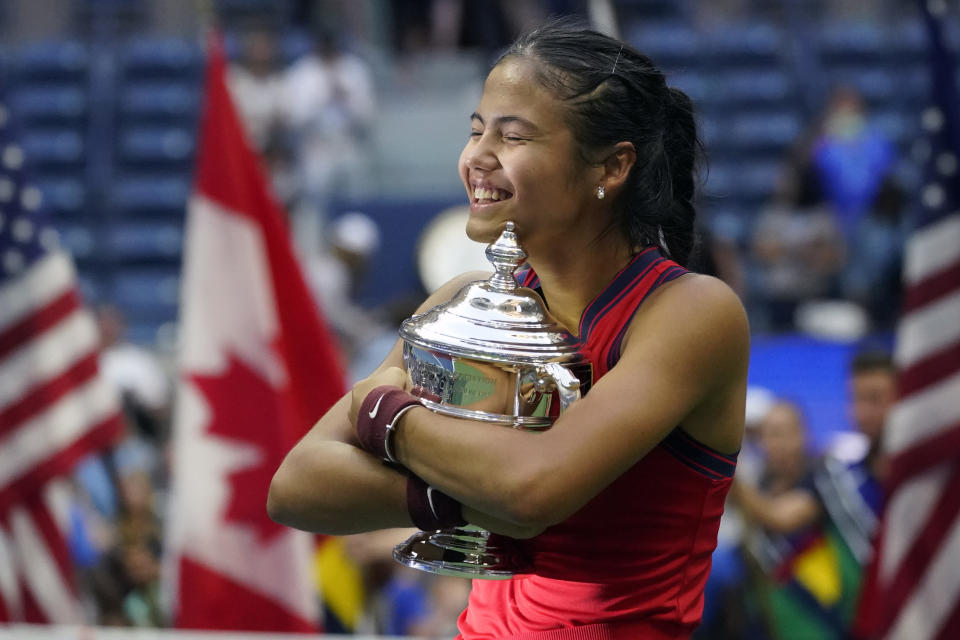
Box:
[472,186,514,204]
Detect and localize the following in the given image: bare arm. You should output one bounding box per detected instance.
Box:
[731,478,822,534]
[267,357,412,534]
[385,274,750,528]
[267,271,543,538]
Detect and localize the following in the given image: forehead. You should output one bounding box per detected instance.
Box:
[764,404,802,429]
[852,369,896,389]
[477,58,568,128]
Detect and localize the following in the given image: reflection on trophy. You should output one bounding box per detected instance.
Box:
[394,221,588,579]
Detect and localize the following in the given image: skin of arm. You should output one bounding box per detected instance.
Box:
[267,271,545,538]
[730,478,822,534]
[363,274,750,530]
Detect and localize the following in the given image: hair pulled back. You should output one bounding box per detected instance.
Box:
[496,19,701,267]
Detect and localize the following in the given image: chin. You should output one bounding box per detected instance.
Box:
[465,218,502,244]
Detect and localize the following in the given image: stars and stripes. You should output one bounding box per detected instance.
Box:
[861,3,960,639]
[0,89,123,622]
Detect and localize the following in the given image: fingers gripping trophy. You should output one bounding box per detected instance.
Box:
[394,221,586,579]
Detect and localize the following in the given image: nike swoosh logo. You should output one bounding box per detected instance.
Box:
[426,487,441,519]
[368,394,386,419]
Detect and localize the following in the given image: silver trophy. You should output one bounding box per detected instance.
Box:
[394,221,587,579]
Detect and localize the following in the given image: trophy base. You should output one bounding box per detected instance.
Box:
[393,526,529,580]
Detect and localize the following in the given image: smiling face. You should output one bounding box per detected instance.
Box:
[458,57,603,251]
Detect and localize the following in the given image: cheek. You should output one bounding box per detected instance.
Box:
[457,145,471,185]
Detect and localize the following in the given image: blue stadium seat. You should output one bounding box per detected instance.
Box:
[20,129,84,169]
[37,177,87,218]
[12,41,88,81]
[9,85,87,125]
[625,23,700,71]
[702,160,780,204]
[119,82,200,123]
[108,268,180,316]
[824,66,929,108]
[874,109,918,146]
[76,273,104,306]
[706,206,754,245]
[104,220,183,261]
[729,111,803,150]
[119,38,202,79]
[117,126,195,166]
[702,23,784,67]
[54,223,99,261]
[818,22,888,64]
[705,69,795,108]
[888,18,930,62]
[110,175,191,216]
[817,22,925,66]
[700,110,801,159]
[668,70,709,104]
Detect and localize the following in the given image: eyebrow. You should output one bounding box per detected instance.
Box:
[471,112,540,131]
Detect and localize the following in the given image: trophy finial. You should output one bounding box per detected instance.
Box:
[485,221,527,292]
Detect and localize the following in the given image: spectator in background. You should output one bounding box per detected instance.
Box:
[282,30,376,254]
[306,212,391,382]
[734,400,820,542]
[733,350,896,639]
[73,305,169,536]
[96,305,171,445]
[820,350,895,570]
[227,25,285,153]
[731,400,842,640]
[811,86,896,238]
[842,176,906,329]
[750,163,845,331]
[69,306,170,625]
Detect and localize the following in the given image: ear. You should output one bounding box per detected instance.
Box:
[599,142,636,194]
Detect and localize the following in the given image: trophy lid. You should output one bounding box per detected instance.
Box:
[400,222,584,364]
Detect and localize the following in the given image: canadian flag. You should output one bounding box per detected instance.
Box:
[164,33,346,631]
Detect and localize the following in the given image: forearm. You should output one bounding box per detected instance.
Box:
[732,480,820,534]
[269,439,411,535]
[388,407,534,523]
[268,394,413,535]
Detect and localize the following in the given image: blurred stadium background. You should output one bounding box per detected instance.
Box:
[0,0,958,638]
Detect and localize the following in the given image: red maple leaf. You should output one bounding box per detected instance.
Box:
[190,354,296,543]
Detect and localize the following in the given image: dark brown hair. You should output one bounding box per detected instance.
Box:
[497,18,701,266]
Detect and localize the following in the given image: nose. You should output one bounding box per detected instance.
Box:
[462,132,500,172]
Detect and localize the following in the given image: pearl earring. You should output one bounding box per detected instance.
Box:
[596,185,605,200]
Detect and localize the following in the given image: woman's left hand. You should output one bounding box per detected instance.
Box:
[348,366,409,429]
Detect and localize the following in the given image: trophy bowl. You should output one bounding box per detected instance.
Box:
[393,222,589,579]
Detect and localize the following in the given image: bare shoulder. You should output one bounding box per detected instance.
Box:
[623,273,749,452]
[622,272,750,398]
[631,273,749,351]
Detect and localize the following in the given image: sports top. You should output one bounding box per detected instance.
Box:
[457,247,738,640]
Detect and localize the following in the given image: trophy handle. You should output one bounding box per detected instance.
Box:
[537,362,581,413]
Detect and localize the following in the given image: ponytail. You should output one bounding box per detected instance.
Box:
[659,88,699,267]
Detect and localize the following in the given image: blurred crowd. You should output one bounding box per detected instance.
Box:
[20,0,931,636]
[697,349,896,640]
[733,85,906,336]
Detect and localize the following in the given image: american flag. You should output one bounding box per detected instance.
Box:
[0,91,123,621]
[860,3,960,639]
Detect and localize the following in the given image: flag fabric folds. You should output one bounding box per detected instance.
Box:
[164,32,346,632]
[0,92,124,622]
[859,4,960,639]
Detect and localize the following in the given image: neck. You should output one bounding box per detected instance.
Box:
[525,231,635,335]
